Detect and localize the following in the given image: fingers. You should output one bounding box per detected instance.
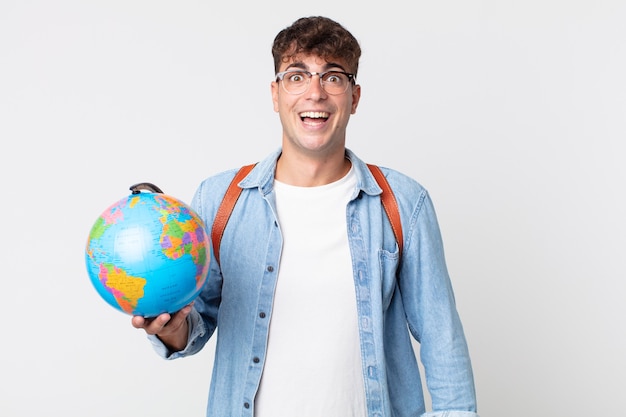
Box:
[131,303,193,336]
[131,313,172,335]
[131,315,145,329]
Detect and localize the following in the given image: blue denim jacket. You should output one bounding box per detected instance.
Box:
[149,148,478,417]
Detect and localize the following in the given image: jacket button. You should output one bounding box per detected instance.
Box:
[267,265,274,272]
[259,312,266,318]
[244,402,250,409]
[253,357,260,363]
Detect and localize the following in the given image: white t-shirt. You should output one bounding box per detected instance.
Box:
[254,167,367,417]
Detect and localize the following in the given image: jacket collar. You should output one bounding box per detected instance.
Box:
[238,148,384,198]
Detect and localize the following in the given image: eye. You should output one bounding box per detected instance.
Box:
[287,72,306,83]
[323,72,345,84]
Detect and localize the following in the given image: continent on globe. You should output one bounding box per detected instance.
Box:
[97,263,147,314]
[85,183,210,317]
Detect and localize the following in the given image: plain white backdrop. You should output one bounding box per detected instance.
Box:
[1,1,624,416]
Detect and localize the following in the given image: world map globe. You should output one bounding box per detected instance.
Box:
[85,183,210,317]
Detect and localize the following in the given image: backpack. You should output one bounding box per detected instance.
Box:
[210,163,403,268]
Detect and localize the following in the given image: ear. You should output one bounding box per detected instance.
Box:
[350,83,361,114]
[271,81,280,112]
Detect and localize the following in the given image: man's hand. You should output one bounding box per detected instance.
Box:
[131,303,193,352]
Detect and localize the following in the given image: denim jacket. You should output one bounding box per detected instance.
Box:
[149,148,478,417]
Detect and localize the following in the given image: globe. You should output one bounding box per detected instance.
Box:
[85,183,210,317]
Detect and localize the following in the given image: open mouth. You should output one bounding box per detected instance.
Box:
[300,111,330,123]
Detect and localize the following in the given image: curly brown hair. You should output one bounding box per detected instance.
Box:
[272,16,361,77]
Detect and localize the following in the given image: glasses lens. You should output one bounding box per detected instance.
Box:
[282,71,309,94]
[321,72,350,95]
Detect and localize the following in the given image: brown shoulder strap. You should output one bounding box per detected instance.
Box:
[211,163,403,269]
[211,164,256,268]
[367,164,404,259]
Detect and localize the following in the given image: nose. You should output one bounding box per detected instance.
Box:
[306,73,327,98]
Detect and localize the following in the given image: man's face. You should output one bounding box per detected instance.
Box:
[271,54,361,159]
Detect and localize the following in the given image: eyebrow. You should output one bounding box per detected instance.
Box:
[284,61,348,72]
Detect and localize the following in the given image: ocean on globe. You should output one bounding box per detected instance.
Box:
[85,184,210,317]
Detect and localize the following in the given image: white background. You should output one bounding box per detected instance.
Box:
[1,1,624,416]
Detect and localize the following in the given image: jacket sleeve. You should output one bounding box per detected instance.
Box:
[400,189,478,414]
[147,307,208,359]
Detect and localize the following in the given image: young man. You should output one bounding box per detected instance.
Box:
[132,16,479,417]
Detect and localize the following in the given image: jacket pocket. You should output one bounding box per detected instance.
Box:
[378,246,400,310]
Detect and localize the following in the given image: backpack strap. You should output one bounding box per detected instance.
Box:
[211,163,256,268]
[367,164,404,260]
[211,163,403,269]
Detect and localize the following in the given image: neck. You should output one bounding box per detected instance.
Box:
[275,151,351,187]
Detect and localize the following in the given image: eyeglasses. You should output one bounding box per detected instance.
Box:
[275,70,355,95]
